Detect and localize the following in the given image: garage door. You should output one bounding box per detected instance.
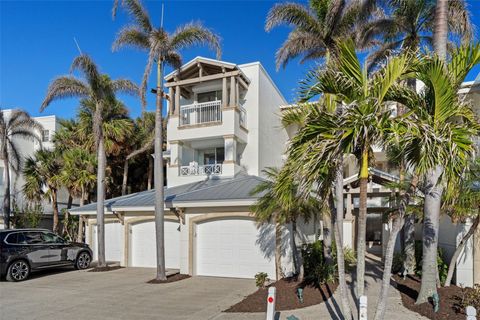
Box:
[195,218,276,279]
[130,220,180,268]
[91,222,123,262]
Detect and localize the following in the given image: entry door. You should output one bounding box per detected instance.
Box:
[195,218,276,279]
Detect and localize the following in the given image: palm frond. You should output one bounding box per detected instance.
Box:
[112,25,150,52]
[170,22,222,59]
[121,0,152,32]
[265,2,321,34]
[275,30,326,70]
[41,76,90,111]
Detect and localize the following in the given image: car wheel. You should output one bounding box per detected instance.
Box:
[6,260,30,282]
[75,252,91,270]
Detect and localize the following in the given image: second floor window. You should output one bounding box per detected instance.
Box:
[41,130,50,142]
[197,90,222,103]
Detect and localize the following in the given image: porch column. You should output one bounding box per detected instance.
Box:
[229,76,236,107]
[222,76,228,108]
[236,79,240,106]
[168,87,174,115]
[174,85,180,116]
[343,192,354,249]
[223,135,236,164]
[169,141,182,168]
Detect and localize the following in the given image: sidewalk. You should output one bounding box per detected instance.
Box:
[215,253,428,320]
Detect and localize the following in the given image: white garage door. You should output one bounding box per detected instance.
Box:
[91,222,123,262]
[130,220,180,268]
[196,218,276,279]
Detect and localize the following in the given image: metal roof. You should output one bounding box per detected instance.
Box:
[69,174,267,214]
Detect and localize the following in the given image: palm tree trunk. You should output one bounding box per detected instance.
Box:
[52,189,59,234]
[356,150,369,297]
[275,215,283,280]
[404,214,416,274]
[323,210,333,264]
[374,175,418,319]
[77,188,85,243]
[445,215,480,286]
[3,157,11,229]
[330,194,352,319]
[416,165,444,304]
[291,220,304,282]
[154,60,167,281]
[433,0,448,60]
[335,158,344,242]
[374,216,404,320]
[96,133,107,268]
[147,156,153,190]
[122,159,129,196]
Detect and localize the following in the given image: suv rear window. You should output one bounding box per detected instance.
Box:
[5,232,27,244]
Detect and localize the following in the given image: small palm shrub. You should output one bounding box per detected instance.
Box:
[255,272,269,288]
[392,252,406,274]
[456,284,480,311]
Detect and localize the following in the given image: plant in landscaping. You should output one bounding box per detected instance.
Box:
[255,272,269,289]
[11,202,44,229]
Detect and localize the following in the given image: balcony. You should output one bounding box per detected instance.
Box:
[180,100,222,126]
[179,163,222,176]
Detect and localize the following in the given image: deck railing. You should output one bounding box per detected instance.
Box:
[179,163,222,176]
[180,100,222,126]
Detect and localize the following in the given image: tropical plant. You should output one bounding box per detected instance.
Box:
[113,0,221,280]
[359,0,472,70]
[23,149,62,233]
[396,44,480,304]
[10,202,44,229]
[251,166,319,282]
[41,54,139,267]
[0,109,42,229]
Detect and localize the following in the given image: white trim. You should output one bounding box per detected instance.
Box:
[172,199,255,207]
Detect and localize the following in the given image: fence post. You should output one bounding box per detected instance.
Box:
[466,306,477,320]
[266,286,276,320]
[359,295,368,320]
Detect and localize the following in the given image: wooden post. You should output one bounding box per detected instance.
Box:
[230,76,236,107]
[222,76,227,108]
[168,87,174,115]
[174,85,180,116]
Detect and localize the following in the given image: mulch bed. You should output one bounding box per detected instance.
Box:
[147,273,191,284]
[225,277,338,312]
[393,274,472,320]
[88,266,123,272]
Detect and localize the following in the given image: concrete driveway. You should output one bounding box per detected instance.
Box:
[0,267,257,320]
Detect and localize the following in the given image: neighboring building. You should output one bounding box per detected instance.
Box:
[0,109,71,229]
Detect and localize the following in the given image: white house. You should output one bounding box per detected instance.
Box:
[69,59,480,285]
[0,110,71,229]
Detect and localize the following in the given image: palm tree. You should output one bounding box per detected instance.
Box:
[121,112,155,195]
[443,159,480,287]
[359,0,473,276]
[41,54,138,268]
[23,149,63,233]
[0,109,42,229]
[112,0,221,280]
[395,44,480,304]
[59,147,97,242]
[359,0,472,70]
[251,167,319,281]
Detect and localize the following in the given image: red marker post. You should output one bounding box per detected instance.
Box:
[266,286,276,320]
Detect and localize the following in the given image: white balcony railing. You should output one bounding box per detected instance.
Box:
[180,100,222,126]
[180,163,222,176]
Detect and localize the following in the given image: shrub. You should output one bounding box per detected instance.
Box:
[457,284,480,311]
[392,252,405,274]
[255,272,269,288]
[414,240,448,285]
[11,203,43,228]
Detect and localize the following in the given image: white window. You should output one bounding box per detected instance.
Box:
[41,130,50,142]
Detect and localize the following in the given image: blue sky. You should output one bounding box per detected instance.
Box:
[1,0,480,120]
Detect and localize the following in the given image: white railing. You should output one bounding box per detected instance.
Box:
[180,100,222,126]
[179,163,222,176]
[239,106,247,127]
